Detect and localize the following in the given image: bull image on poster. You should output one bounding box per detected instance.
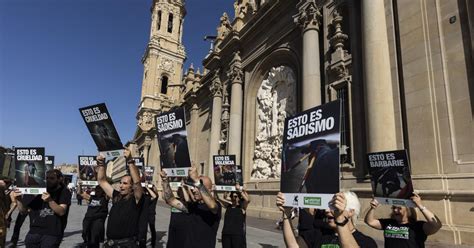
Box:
[368,150,415,207]
[79,103,123,160]
[213,155,239,191]
[155,107,191,177]
[78,156,98,186]
[15,147,46,194]
[45,155,54,172]
[281,100,341,208]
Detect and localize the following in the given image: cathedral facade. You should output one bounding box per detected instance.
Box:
[133,0,474,245]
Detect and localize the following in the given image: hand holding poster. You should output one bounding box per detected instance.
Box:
[15,147,46,194]
[368,150,415,207]
[79,103,123,160]
[213,155,239,191]
[78,156,98,186]
[281,100,341,208]
[155,107,191,177]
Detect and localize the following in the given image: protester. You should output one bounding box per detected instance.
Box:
[77,191,83,205]
[96,149,144,248]
[276,191,377,248]
[216,184,250,248]
[77,181,109,248]
[161,163,221,248]
[160,174,191,248]
[364,193,442,248]
[0,179,10,247]
[13,169,71,248]
[138,184,158,248]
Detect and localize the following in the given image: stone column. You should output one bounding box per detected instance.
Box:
[190,102,199,162]
[227,58,244,165]
[362,0,397,152]
[208,73,223,178]
[294,1,322,110]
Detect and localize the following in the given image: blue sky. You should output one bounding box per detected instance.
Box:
[0,0,233,164]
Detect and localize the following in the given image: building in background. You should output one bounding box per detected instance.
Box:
[133,0,474,245]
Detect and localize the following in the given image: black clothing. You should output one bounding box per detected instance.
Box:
[222,234,246,248]
[106,190,143,240]
[317,230,377,248]
[379,218,427,248]
[222,206,246,248]
[27,186,71,237]
[222,207,245,235]
[25,233,62,248]
[167,208,191,248]
[10,211,28,243]
[138,195,151,248]
[187,201,222,248]
[82,195,108,247]
[84,195,108,219]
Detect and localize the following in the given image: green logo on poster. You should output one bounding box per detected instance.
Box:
[111,151,120,156]
[304,197,322,206]
[224,186,232,190]
[176,170,185,176]
[30,189,39,194]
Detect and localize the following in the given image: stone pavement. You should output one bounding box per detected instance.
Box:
[5,201,470,248]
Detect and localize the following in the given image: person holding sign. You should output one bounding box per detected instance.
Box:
[160,172,192,248]
[276,191,377,248]
[364,193,442,248]
[13,169,71,248]
[138,184,159,248]
[77,181,109,248]
[96,148,144,248]
[217,183,250,248]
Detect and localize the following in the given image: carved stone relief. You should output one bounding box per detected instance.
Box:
[251,66,296,179]
[159,58,174,73]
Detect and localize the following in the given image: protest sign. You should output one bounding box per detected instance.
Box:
[281,100,341,208]
[15,147,46,194]
[213,155,239,191]
[45,155,54,172]
[368,150,415,207]
[78,156,98,186]
[144,166,154,183]
[155,107,191,177]
[79,103,123,160]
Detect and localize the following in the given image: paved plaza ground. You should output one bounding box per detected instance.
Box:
[5,201,471,248]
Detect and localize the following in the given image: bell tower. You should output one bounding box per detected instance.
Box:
[134,0,186,168]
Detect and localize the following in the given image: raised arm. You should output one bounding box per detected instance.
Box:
[364,198,382,230]
[7,192,18,219]
[76,181,91,201]
[145,185,158,200]
[332,192,360,248]
[215,191,232,208]
[96,155,114,198]
[236,183,250,211]
[276,192,307,248]
[160,170,188,213]
[411,193,442,235]
[189,164,218,214]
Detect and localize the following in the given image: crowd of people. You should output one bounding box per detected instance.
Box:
[0,149,443,248]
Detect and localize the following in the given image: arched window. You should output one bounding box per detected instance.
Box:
[157,11,162,30]
[161,76,168,94]
[167,13,173,33]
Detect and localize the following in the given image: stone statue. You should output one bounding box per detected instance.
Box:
[251,66,296,179]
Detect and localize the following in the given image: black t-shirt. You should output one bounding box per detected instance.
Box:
[222,206,245,235]
[379,218,427,248]
[84,195,108,219]
[187,201,222,248]
[28,186,72,237]
[317,230,377,248]
[148,197,158,217]
[167,207,192,248]
[106,190,144,239]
